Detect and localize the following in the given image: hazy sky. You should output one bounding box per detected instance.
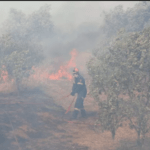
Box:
[0,1,140,59]
[0,1,139,32]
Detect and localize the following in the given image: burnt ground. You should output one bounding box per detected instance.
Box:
[0,88,88,150]
[1,84,150,150]
[2,52,150,150]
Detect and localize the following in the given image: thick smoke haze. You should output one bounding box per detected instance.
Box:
[0,2,138,31]
[0,1,138,63]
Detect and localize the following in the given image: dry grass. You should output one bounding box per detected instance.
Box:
[1,52,150,150]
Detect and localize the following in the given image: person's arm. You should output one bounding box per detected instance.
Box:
[81,78,87,98]
[71,78,78,96]
[83,85,87,98]
[76,77,87,98]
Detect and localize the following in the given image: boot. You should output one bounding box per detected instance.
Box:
[71,110,79,120]
[81,109,87,118]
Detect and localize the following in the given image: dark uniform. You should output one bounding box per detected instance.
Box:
[70,68,87,119]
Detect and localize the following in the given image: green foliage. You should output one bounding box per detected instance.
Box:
[100,2,150,43]
[87,26,150,145]
[3,4,54,41]
[0,5,54,93]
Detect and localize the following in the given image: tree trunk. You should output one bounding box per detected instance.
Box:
[15,79,21,96]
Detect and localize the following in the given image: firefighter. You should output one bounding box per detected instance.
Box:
[70,67,87,120]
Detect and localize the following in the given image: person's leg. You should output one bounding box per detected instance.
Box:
[81,108,87,118]
[71,95,87,119]
[76,96,87,118]
[71,97,80,120]
[71,108,80,120]
[79,97,87,118]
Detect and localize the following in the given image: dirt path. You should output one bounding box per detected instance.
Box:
[0,86,150,150]
[0,90,88,150]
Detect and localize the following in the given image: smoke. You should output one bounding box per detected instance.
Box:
[0,2,139,69]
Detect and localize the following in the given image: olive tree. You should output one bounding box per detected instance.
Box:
[0,5,54,93]
[0,33,43,93]
[100,2,150,42]
[87,26,150,145]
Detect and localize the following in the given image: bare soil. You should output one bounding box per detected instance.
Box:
[1,80,150,150]
[0,52,150,150]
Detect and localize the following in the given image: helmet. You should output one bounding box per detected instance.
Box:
[73,67,79,75]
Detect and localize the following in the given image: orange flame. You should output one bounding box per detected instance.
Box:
[0,49,78,83]
[0,49,78,92]
[1,70,8,82]
[49,49,78,80]
[0,65,9,82]
[29,49,78,82]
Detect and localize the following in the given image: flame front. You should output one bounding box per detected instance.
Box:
[49,49,78,80]
[0,49,78,91]
[1,70,8,82]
